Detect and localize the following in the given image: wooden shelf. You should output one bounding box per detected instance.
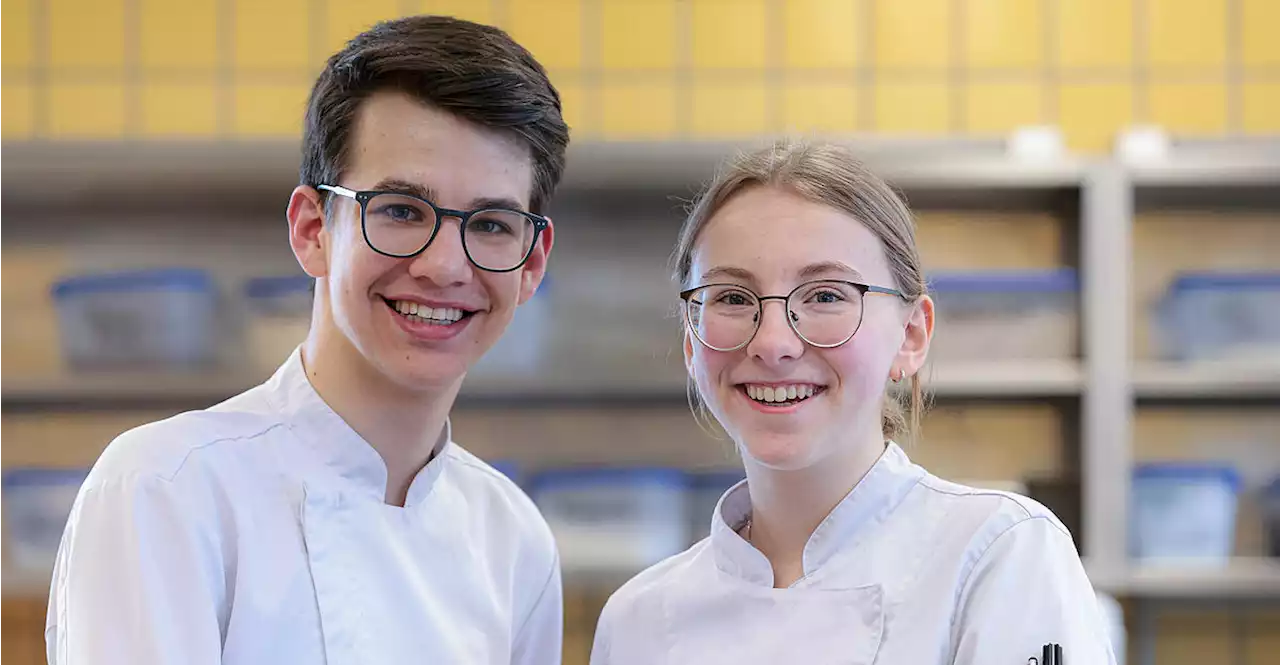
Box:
[0,567,49,601]
[1,361,1088,410]
[921,360,1083,398]
[0,139,1090,213]
[0,371,264,410]
[1134,361,1280,400]
[1088,558,1280,599]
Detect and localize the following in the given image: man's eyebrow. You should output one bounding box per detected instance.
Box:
[371,178,436,201]
[370,178,527,212]
[469,196,527,212]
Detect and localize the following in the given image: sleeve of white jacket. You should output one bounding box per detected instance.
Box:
[588,590,622,665]
[951,516,1117,665]
[510,556,563,665]
[586,598,611,665]
[46,474,224,665]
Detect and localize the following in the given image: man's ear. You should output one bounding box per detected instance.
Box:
[287,185,330,279]
[518,218,555,305]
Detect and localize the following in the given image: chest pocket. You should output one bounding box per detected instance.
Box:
[662,581,884,665]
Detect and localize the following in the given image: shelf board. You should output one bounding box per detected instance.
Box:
[0,565,49,598]
[1,361,1086,410]
[1087,558,1280,599]
[1,139,1090,211]
[566,140,1089,191]
[13,559,1277,601]
[1127,154,1280,188]
[1134,361,1280,400]
[919,360,1084,398]
[0,371,263,409]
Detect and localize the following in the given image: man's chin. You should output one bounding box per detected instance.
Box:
[371,348,472,393]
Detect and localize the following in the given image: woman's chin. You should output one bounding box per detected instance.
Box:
[738,434,820,472]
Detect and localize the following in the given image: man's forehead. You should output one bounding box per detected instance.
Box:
[345,93,534,206]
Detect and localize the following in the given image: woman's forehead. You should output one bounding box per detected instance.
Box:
[692,189,891,284]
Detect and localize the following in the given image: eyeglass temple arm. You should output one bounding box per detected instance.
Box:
[865,285,911,300]
[316,184,357,198]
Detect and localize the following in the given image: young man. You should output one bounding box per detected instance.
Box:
[46,16,568,665]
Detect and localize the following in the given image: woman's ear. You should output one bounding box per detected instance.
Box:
[893,295,934,379]
[683,328,696,376]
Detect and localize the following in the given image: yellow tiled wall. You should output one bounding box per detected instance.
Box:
[4,0,1279,149]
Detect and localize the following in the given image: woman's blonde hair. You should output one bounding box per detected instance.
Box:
[673,138,928,444]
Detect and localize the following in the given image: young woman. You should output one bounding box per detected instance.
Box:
[590,140,1116,664]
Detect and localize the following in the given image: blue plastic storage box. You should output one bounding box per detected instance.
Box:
[1265,476,1280,558]
[2,468,89,576]
[487,460,521,485]
[1155,272,1280,363]
[927,269,1079,362]
[244,275,314,317]
[244,275,314,372]
[470,276,548,380]
[52,268,219,368]
[686,470,746,543]
[1131,463,1241,563]
[529,467,688,572]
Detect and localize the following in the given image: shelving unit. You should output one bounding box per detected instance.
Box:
[4,139,1278,661]
[0,360,1089,411]
[1088,558,1280,600]
[0,565,47,603]
[1134,362,1280,401]
[1115,141,1280,665]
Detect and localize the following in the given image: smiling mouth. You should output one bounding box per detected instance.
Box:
[383,297,475,325]
[740,383,826,406]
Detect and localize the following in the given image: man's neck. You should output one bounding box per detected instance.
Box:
[742,428,886,588]
[299,330,459,506]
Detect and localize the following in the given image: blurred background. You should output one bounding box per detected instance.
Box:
[2,0,1278,663]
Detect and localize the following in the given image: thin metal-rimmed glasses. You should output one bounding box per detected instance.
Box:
[317,184,549,273]
[680,279,908,351]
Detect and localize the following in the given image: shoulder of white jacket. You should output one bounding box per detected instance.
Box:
[918,474,1071,537]
[443,443,558,549]
[88,403,284,487]
[602,540,708,621]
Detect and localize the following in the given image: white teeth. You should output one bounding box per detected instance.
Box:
[746,384,817,404]
[392,301,465,323]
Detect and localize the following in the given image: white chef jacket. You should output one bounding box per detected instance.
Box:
[591,443,1116,665]
[46,349,562,665]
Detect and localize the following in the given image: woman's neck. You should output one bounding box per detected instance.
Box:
[300,326,459,506]
[742,428,887,588]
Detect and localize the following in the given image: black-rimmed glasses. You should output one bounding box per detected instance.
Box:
[318,184,549,273]
[680,279,907,351]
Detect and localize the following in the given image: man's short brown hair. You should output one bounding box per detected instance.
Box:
[301,15,570,214]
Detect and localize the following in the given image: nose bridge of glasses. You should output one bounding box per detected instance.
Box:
[757,295,799,323]
[753,295,802,337]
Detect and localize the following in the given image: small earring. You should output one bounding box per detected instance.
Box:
[893,368,907,383]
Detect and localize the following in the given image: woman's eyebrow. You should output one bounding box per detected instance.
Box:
[797,261,864,281]
[700,265,756,283]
